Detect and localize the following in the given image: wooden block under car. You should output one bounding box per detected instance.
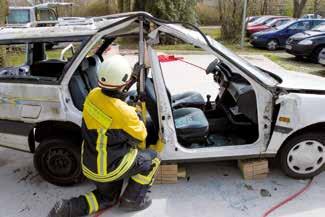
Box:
[154,164,179,184]
[238,159,269,180]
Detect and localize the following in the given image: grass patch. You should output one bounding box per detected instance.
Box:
[5,48,72,67]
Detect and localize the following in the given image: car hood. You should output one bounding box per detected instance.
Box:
[271,68,325,91]
[291,30,325,40]
[253,28,278,36]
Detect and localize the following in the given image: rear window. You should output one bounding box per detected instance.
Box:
[36,9,57,21]
[7,9,30,24]
[0,41,83,84]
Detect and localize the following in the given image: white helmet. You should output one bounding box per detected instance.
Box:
[97,55,132,90]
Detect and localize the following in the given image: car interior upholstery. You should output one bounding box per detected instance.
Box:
[69,56,100,110]
[145,78,209,145]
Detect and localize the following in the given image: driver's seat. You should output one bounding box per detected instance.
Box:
[145,78,209,145]
[171,91,205,109]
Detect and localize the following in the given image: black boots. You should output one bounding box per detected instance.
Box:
[47,197,89,217]
[120,195,152,211]
[47,200,72,217]
[119,179,152,211]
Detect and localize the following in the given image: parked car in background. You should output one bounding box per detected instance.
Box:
[247,16,288,28]
[250,19,324,50]
[301,14,322,19]
[247,17,292,36]
[6,5,58,28]
[246,16,262,24]
[319,48,325,65]
[286,22,325,61]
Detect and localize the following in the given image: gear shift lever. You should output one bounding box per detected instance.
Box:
[206,94,212,110]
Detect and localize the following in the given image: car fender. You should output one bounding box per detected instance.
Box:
[266,92,325,154]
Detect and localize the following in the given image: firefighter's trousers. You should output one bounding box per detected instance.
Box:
[67,149,160,216]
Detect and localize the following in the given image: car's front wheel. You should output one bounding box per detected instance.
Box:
[34,137,83,186]
[280,132,325,179]
[266,39,279,51]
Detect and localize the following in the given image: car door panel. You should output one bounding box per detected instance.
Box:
[0,83,64,152]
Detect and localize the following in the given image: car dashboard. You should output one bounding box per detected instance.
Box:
[207,59,258,125]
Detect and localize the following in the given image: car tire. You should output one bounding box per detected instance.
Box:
[311,46,325,63]
[294,55,304,61]
[266,39,279,51]
[280,132,325,179]
[34,137,84,186]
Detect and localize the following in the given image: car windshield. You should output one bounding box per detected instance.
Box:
[312,24,325,32]
[7,9,30,24]
[276,20,296,30]
[250,16,270,25]
[266,19,280,27]
[265,18,278,25]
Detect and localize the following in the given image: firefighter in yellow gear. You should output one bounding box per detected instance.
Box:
[48,55,161,217]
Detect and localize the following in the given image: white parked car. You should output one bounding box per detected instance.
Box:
[0,12,324,186]
[301,14,323,19]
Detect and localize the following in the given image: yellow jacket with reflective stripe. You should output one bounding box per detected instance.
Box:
[81,88,147,182]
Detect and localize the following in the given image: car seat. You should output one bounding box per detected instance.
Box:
[145,78,209,145]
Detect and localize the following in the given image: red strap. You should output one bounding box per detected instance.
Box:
[158,55,206,71]
[158,54,183,62]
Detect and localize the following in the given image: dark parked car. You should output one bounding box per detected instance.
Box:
[286,23,325,61]
[247,18,292,36]
[250,19,324,50]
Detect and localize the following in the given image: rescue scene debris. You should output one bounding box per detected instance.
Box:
[1,1,325,217]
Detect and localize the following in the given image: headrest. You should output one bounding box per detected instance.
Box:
[87,55,101,66]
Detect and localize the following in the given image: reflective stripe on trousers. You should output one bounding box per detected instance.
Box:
[85,192,99,214]
[82,148,138,183]
[131,157,161,186]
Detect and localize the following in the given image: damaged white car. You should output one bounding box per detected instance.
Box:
[0,12,325,186]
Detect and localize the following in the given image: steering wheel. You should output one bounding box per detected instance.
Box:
[206,59,233,100]
[206,59,232,83]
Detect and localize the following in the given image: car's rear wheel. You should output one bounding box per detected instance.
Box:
[266,39,279,51]
[34,137,83,186]
[280,132,325,179]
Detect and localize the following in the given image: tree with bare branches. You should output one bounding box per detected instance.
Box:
[293,0,308,18]
[218,0,244,41]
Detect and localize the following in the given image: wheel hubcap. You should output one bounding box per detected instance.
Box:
[45,148,76,177]
[268,41,277,50]
[287,140,325,174]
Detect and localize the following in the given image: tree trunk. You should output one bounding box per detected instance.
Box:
[293,0,308,18]
[0,0,9,67]
[313,0,321,14]
[218,0,244,42]
[261,0,269,15]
